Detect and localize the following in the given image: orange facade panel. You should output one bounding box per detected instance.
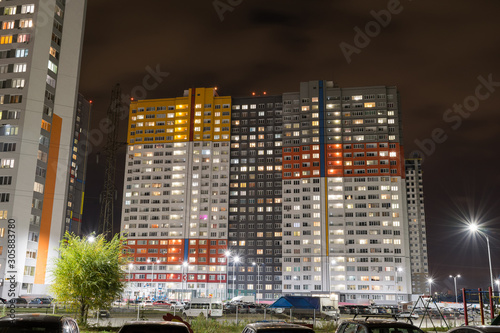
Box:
[325,142,404,178]
[282,145,321,179]
[34,115,62,284]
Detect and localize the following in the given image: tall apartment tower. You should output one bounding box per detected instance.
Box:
[405,157,429,294]
[64,94,91,236]
[0,0,87,296]
[279,81,410,304]
[228,95,284,301]
[122,88,232,300]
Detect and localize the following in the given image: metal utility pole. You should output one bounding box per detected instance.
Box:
[98,84,122,239]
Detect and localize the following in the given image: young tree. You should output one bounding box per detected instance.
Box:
[50,232,128,325]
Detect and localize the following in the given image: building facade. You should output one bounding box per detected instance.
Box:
[64,94,91,236]
[228,94,284,301]
[405,157,429,295]
[280,81,410,304]
[122,88,232,300]
[121,81,420,305]
[0,0,87,296]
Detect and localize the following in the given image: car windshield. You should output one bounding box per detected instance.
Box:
[119,324,188,333]
[0,322,59,333]
[370,328,424,333]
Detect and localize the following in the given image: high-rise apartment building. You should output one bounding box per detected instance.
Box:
[228,95,284,300]
[121,81,419,305]
[0,0,87,296]
[64,94,91,236]
[405,158,429,294]
[122,88,232,300]
[279,81,410,304]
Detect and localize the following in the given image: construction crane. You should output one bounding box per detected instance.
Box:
[98,84,122,239]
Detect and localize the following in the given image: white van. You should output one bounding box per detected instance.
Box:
[182,298,223,318]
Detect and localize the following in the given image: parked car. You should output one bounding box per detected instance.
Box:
[141,300,154,307]
[446,326,500,333]
[28,297,52,308]
[153,300,171,307]
[242,322,315,333]
[170,301,185,311]
[118,321,191,333]
[224,303,252,314]
[113,299,128,306]
[267,307,285,314]
[0,314,79,332]
[336,318,425,333]
[99,309,111,318]
[8,297,28,308]
[397,311,419,319]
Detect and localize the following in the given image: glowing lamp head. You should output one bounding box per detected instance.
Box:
[469,223,479,233]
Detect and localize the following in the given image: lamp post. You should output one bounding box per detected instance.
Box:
[232,256,240,299]
[449,274,461,303]
[427,278,433,298]
[147,259,160,300]
[395,267,403,305]
[469,223,495,292]
[224,250,231,300]
[253,262,263,304]
[128,263,133,302]
[181,261,188,300]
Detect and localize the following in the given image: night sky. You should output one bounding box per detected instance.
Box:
[79,0,500,294]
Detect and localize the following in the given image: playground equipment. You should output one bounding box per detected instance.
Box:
[461,287,498,325]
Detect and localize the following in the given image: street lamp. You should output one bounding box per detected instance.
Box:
[232,256,240,299]
[128,263,134,301]
[252,262,264,304]
[147,259,160,300]
[469,223,495,291]
[224,251,231,300]
[427,278,433,298]
[395,267,403,305]
[181,261,189,300]
[449,274,461,303]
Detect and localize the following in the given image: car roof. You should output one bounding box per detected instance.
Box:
[0,314,71,323]
[341,319,422,329]
[449,326,500,333]
[122,321,188,327]
[245,322,314,331]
